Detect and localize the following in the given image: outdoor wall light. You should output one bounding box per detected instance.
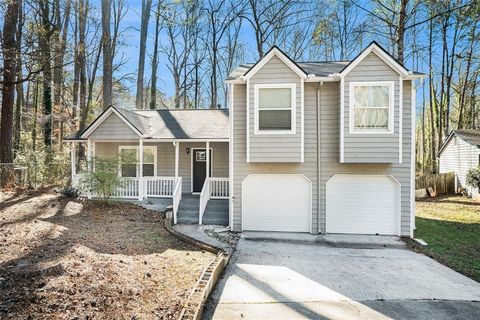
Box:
[186,147,190,154]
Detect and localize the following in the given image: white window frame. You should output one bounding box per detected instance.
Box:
[349,81,394,134]
[254,83,296,135]
[118,145,157,177]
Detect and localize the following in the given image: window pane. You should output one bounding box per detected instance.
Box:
[143,149,155,164]
[121,149,137,164]
[196,151,206,162]
[354,108,389,129]
[121,164,137,177]
[259,110,291,130]
[354,86,389,109]
[143,164,154,176]
[259,88,291,109]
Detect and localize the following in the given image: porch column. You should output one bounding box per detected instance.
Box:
[174,141,179,178]
[70,142,76,185]
[87,139,92,199]
[206,141,210,179]
[139,138,144,200]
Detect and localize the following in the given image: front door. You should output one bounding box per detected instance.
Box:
[192,149,212,192]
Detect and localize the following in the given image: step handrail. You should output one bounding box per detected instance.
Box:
[172,177,182,224]
[198,177,210,225]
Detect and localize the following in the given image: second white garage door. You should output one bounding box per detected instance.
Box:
[326,175,400,235]
[242,174,311,232]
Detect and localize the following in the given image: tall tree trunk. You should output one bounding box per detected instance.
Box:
[150,3,161,110]
[39,1,53,150]
[72,1,80,124]
[0,0,20,187]
[428,18,437,173]
[136,0,153,110]
[396,0,408,63]
[78,0,88,130]
[102,0,113,109]
[14,0,24,155]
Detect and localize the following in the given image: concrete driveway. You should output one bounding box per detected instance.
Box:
[204,238,480,320]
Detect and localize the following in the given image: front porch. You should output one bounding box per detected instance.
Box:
[70,140,230,226]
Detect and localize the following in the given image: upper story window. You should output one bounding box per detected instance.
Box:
[350,81,394,134]
[119,146,156,177]
[254,83,296,134]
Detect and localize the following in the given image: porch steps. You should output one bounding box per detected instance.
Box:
[176,193,229,226]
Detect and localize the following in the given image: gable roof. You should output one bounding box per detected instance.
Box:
[227,42,425,83]
[438,129,480,156]
[339,41,409,77]
[65,107,229,141]
[243,46,308,80]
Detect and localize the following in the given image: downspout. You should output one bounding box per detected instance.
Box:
[316,81,323,234]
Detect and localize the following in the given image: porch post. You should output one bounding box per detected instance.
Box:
[139,138,144,200]
[206,141,210,179]
[87,139,92,199]
[175,141,179,178]
[71,142,76,185]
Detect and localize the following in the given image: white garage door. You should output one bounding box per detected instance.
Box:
[242,175,311,232]
[326,175,399,235]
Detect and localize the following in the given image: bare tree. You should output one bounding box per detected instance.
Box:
[102,0,113,109]
[135,0,153,109]
[150,1,162,109]
[0,0,20,187]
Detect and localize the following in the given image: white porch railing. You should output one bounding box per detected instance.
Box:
[112,178,140,199]
[210,177,229,199]
[199,177,211,225]
[172,177,182,224]
[145,177,176,197]
[199,177,229,224]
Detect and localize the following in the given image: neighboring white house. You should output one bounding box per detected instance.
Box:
[438,129,480,197]
[66,41,425,237]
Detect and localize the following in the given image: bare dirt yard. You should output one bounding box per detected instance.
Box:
[0,189,215,319]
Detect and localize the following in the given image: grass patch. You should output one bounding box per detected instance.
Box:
[414,196,480,282]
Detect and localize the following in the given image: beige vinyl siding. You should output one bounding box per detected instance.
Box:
[94,141,229,192]
[248,56,302,162]
[343,52,400,163]
[232,83,318,232]
[90,113,139,140]
[439,137,480,197]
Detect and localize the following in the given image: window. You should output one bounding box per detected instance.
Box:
[350,82,394,133]
[255,84,295,134]
[195,151,206,162]
[119,146,156,177]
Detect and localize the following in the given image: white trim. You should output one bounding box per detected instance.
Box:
[253,83,297,135]
[411,80,417,237]
[144,138,229,143]
[246,79,250,162]
[190,147,214,193]
[227,76,340,85]
[139,139,144,200]
[301,78,305,163]
[80,106,143,139]
[244,47,307,80]
[174,141,179,178]
[241,174,313,234]
[87,139,92,199]
[325,174,401,236]
[341,44,409,77]
[118,145,157,178]
[340,77,345,163]
[399,77,403,163]
[348,81,395,134]
[229,83,234,230]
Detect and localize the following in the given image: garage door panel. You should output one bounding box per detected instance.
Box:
[242,175,311,232]
[326,175,399,235]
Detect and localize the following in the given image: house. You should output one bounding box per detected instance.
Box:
[66,41,425,237]
[438,129,480,197]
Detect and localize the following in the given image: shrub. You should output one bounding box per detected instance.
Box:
[80,157,124,203]
[466,166,480,190]
[60,186,79,198]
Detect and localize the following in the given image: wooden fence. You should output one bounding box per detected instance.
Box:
[415,172,456,195]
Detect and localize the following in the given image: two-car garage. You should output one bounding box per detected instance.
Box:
[241,174,400,235]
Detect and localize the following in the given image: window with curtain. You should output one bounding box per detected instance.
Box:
[352,84,392,132]
[119,147,156,177]
[257,87,293,131]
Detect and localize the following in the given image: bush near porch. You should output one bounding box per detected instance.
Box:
[412,196,480,282]
[0,190,215,319]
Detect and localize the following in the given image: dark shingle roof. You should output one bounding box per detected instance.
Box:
[227,61,349,80]
[65,107,229,140]
[453,129,480,146]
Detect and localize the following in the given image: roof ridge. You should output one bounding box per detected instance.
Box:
[114,106,152,118]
